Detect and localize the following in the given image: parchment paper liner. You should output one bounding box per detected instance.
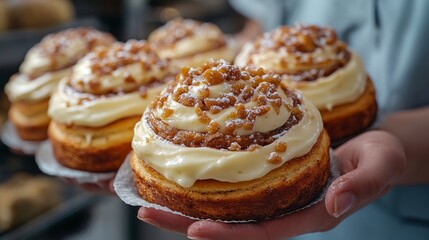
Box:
[114,149,340,223]
[35,140,115,183]
[1,121,42,155]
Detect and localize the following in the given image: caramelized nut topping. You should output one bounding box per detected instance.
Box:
[195,106,211,124]
[241,25,351,82]
[161,108,174,119]
[148,59,305,150]
[228,142,242,151]
[247,144,262,151]
[207,121,220,134]
[267,152,282,164]
[33,28,115,70]
[275,141,288,153]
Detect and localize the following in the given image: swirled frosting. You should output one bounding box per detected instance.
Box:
[48,40,173,127]
[148,19,236,67]
[133,59,323,187]
[5,28,115,102]
[235,25,366,110]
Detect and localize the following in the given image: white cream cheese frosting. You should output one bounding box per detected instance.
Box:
[5,28,115,103]
[289,52,366,110]
[5,68,71,102]
[48,40,173,127]
[132,60,323,187]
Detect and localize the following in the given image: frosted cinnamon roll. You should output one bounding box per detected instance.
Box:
[148,19,237,69]
[48,40,175,172]
[130,59,330,221]
[235,25,377,141]
[5,27,115,141]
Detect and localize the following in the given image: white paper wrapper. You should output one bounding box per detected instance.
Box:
[35,140,115,183]
[114,149,340,223]
[0,121,42,155]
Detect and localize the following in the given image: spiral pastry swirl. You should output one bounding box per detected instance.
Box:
[148,19,237,68]
[49,40,174,127]
[133,59,323,187]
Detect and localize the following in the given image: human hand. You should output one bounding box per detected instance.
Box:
[137,130,406,240]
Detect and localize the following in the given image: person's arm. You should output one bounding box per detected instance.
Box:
[233,19,263,48]
[380,106,429,184]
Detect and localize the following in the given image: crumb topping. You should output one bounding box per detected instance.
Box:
[245,25,351,82]
[147,59,305,151]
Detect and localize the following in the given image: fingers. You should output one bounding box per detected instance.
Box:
[325,131,406,218]
[137,207,195,235]
[187,202,339,240]
[188,221,269,240]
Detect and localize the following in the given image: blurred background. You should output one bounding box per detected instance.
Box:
[0,0,245,239]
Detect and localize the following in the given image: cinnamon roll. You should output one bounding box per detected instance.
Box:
[5,27,115,141]
[130,59,330,221]
[235,25,377,141]
[148,19,237,69]
[48,40,175,172]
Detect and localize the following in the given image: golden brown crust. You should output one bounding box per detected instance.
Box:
[322,77,377,141]
[131,129,331,221]
[48,116,140,172]
[8,99,50,141]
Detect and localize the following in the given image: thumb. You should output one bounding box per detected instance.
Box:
[325,131,406,218]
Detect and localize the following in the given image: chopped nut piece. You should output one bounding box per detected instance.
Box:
[195,107,211,124]
[247,144,261,151]
[207,121,220,134]
[161,108,174,119]
[267,152,282,164]
[275,141,288,153]
[228,142,241,151]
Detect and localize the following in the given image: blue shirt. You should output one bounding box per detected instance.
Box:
[230,0,429,239]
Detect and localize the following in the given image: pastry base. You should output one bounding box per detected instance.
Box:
[48,116,140,172]
[130,130,330,221]
[8,99,50,141]
[322,77,377,141]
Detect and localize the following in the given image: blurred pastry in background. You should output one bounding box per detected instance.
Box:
[6,0,74,30]
[0,0,8,32]
[235,24,377,141]
[0,173,62,231]
[148,18,238,69]
[48,40,175,172]
[4,27,115,141]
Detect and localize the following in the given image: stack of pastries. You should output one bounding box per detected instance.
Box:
[235,25,377,141]
[130,59,330,221]
[148,19,237,69]
[4,27,115,141]
[48,40,175,172]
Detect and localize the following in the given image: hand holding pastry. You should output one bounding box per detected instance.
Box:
[136,131,406,240]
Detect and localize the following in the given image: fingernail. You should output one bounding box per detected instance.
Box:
[187,236,207,240]
[334,192,356,218]
[137,214,157,226]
